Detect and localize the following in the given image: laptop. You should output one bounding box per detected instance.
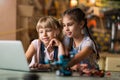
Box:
[0,40,51,72]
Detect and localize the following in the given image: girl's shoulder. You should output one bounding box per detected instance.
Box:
[32,39,41,44]
[83,36,93,43]
[79,36,94,48]
[84,36,92,41]
[31,39,41,49]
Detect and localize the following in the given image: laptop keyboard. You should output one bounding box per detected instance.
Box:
[30,68,52,72]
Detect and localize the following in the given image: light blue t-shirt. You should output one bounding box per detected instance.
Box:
[64,36,99,69]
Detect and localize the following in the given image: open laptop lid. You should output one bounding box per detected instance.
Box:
[0,40,30,71]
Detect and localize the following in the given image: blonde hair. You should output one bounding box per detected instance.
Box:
[36,16,63,41]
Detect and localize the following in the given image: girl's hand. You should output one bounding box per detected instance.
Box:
[30,63,50,69]
[47,38,65,57]
[38,64,50,69]
[71,64,80,71]
[29,63,39,69]
[48,38,61,47]
[79,64,88,70]
[47,38,62,52]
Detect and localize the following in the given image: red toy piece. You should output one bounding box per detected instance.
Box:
[106,71,111,77]
[78,64,105,77]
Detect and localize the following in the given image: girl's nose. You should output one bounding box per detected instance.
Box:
[43,31,47,36]
[65,26,69,31]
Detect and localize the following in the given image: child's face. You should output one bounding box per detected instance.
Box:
[62,15,82,38]
[38,27,55,46]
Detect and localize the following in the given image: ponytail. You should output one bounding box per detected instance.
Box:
[84,18,100,60]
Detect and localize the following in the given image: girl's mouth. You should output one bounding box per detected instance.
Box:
[42,37,49,41]
[66,32,72,36]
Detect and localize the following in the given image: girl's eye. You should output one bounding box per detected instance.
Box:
[68,22,74,26]
[46,29,52,32]
[39,31,43,33]
[63,22,74,27]
[63,24,66,27]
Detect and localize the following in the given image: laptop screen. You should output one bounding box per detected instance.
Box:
[0,40,30,71]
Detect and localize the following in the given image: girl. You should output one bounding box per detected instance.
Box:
[25,16,64,69]
[62,8,100,72]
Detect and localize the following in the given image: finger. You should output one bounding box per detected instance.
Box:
[47,40,55,49]
[47,40,53,48]
[38,64,42,68]
[47,44,52,49]
[38,64,45,69]
[51,39,58,46]
[33,63,39,68]
[50,39,55,46]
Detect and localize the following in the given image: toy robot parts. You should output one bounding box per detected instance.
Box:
[56,69,72,76]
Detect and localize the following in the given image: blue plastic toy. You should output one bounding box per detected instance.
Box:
[51,55,72,76]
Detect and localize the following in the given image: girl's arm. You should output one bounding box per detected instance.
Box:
[57,42,65,56]
[47,38,65,56]
[67,46,93,67]
[25,43,36,63]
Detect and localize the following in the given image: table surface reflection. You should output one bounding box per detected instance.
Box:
[0,69,120,80]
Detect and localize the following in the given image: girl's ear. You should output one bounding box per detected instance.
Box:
[54,29,60,37]
[80,20,85,29]
[56,29,60,36]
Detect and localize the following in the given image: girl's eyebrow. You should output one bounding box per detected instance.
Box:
[39,27,52,29]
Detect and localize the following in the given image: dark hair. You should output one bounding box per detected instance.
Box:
[62,8,100,60]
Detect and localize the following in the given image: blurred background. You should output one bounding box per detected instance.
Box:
[0,0,120,53]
